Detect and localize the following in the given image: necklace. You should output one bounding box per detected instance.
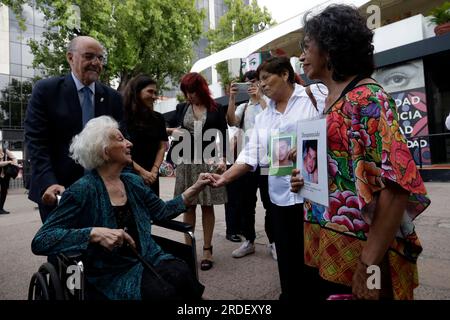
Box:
[105,180,126,198]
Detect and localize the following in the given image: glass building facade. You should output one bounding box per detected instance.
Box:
[0,3,45,153]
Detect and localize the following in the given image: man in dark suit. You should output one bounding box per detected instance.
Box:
[24,36,124,222]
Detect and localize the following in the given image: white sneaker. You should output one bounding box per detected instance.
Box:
[267,243,277,261]
[232,240,255,258]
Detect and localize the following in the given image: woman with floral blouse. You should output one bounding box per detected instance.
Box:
[291,4,430,300]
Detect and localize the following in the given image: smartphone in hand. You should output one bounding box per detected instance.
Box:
[233,82,249,93]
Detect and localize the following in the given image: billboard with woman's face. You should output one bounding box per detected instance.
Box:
[372,59,430,165]
[241,52,262,72]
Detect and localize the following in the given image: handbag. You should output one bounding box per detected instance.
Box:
[2,149,19,179]
[4,164,19,179]
[166,103,190,168]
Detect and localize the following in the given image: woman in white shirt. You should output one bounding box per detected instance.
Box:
[211,56,327,301]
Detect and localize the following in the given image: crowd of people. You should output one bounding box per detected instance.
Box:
[23,4,431,301]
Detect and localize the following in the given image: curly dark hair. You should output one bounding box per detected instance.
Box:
[302,4,374,81]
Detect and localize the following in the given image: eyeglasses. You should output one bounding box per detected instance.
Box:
[79,52,105,64]
[299,39,310,54]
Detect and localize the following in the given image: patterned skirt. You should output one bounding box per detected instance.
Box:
[174,163,227,206]
[304,222,419,300]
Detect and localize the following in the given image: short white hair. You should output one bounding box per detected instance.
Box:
[70,116,119,170]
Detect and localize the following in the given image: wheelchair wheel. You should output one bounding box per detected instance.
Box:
[28,272,50,300]
[38,262,65,300]
[28,262,65,300]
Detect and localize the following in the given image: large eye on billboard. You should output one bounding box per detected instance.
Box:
[241,52,262,72]
[372,59,430,165]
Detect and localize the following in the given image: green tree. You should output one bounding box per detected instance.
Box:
[206,0,274,89]
[2,0,204,91]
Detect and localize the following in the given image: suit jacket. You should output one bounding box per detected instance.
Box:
[167,102,227,163]
[31,171,186,300]
[24,74,124,204]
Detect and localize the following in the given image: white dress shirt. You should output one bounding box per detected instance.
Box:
[446,113,450,130]
[236,83,327,206]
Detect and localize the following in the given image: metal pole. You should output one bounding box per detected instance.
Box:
[418,138,423,169]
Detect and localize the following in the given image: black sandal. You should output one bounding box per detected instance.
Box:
[200,246,213,271]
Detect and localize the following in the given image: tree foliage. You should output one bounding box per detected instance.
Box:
[2,0,204,90]
[206,0,274,88]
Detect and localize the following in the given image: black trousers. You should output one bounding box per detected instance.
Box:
[224,174,243,236]
[240,167,273,243]
[271,203,303,301]
[141,258,204,301]
[0,176,10,210]
[271,203,351,301]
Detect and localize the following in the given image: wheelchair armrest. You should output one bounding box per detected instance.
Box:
[58,253,84,266]
[153,219,193,233]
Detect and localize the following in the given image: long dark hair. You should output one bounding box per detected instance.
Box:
[180,72,217,112]
[122,74,157,123]
[302,4,375,81]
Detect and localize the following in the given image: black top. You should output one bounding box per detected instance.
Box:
[113,201,142,256]
[127,111,168,171]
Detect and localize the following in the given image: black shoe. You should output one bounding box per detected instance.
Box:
[0,209,10,214]
[226,234,242,242]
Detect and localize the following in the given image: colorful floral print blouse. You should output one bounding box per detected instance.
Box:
[304,84,430,299]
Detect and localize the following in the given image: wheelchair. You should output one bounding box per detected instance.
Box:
[28,219,198,300]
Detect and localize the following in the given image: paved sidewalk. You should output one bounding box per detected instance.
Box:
[0,178,449,300]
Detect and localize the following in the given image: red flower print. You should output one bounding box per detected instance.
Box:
[326,190,368,234]
[347,86,372,106]
[331,215,354,231]
[390,139,427,193]
[328,112,348,151]
[355,160,383,204]
[367,118,378,135]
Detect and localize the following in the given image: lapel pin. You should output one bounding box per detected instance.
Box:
[100,97,104,102]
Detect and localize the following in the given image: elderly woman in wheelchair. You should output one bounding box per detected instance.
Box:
[31,116,212,300]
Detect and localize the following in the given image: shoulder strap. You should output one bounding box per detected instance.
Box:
[338,75,369,101]
[305,86,318,111]
[239,103,248,128]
